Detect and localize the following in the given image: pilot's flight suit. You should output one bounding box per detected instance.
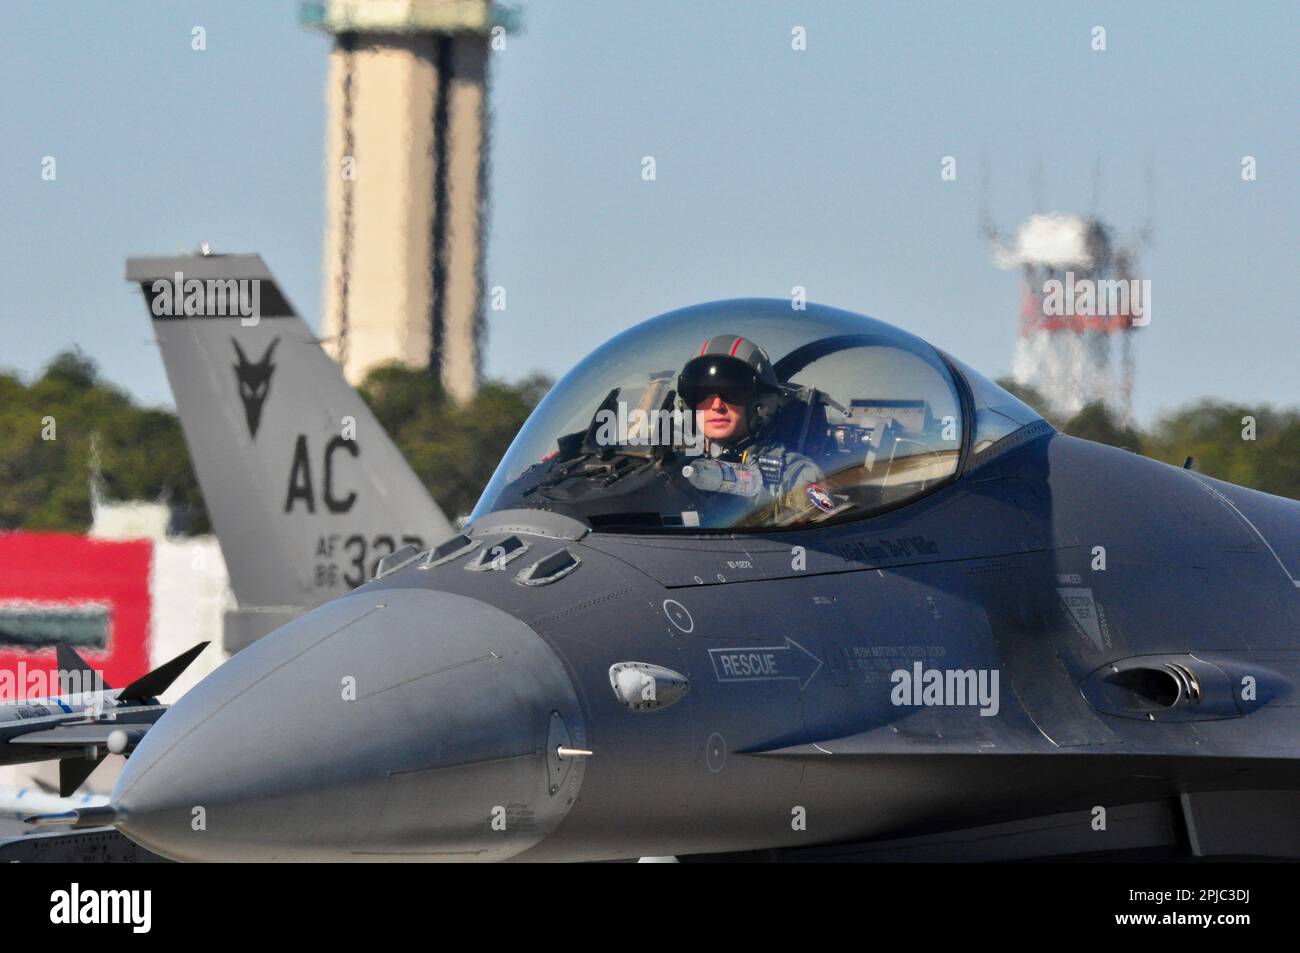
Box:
[709,436,824,521]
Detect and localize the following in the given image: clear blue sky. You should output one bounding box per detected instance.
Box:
[1,1,1295,424]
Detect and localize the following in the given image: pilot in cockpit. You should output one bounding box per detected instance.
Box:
[676,334,825,519]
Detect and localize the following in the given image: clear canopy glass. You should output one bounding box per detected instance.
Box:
[472,300,1036,532]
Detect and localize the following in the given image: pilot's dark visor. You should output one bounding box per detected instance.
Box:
[678,356,766,407]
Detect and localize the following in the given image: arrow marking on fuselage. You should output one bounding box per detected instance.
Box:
[708,638,823,690]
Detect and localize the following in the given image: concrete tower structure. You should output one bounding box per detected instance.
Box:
[304,0,507,402]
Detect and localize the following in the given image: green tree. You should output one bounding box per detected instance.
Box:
[1145,400,1300,499]
[0,351,551,535]
[1061,401,1145,452]
[3,350,1291,536]
[0,350,210,532]
[359,363,551,522]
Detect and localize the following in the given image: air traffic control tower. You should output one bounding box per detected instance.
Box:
[302,0,513,402]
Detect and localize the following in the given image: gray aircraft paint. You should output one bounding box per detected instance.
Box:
[89,299,1300,862]
[126,255,452,646]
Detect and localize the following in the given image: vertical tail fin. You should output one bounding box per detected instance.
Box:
[126,254,452,648]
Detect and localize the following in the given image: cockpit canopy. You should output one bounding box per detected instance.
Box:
[472,300,1044,533]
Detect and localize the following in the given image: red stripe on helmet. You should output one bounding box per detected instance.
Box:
[729,337,744,357]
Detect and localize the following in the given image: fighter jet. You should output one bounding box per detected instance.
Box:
[1,643,207,796]
[80,281,1300,862]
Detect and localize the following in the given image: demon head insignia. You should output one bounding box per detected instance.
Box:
[232,337,279,439]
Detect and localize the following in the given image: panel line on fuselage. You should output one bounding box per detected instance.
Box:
[1183,472,1299,588]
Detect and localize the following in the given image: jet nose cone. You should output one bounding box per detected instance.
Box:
[113,589,587,861]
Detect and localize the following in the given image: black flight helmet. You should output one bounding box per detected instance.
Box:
[678,335,781,437]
